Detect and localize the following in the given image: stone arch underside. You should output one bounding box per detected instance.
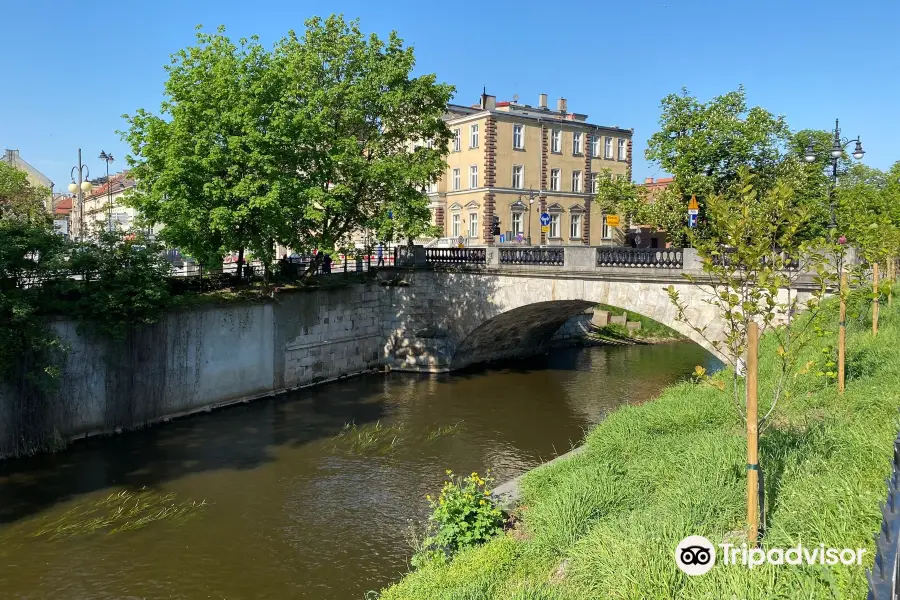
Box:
[385,271,735,373]
[450,300,597,369]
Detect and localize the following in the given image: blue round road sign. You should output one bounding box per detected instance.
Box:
[539,212,551,226]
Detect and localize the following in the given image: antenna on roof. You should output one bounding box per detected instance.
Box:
[512,94,519,103]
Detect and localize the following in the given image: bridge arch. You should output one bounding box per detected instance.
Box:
[384,271,741,372]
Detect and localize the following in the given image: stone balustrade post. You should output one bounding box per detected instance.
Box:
[682,248,704,273]
[563,246,596,271]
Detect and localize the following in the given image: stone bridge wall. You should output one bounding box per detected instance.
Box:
[1,253,814,455]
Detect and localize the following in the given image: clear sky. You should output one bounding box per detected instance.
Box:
[2,0,897,191]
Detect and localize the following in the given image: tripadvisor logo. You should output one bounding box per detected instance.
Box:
[675,535,716,576]
[675,535,868,576]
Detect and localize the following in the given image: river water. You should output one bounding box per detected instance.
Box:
[0,342,717,600]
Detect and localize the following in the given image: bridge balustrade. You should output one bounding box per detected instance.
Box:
[596,247,684,269]
[499,247,565,266]
[425,248,487,265]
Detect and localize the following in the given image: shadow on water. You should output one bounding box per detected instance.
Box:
[0,377,390,525]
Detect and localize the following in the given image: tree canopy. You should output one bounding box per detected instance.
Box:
[123,16,453,274]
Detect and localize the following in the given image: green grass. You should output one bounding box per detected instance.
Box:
[377,298,900,600]
[590,303,684,342]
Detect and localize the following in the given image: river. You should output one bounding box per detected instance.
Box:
[0,342,718,599]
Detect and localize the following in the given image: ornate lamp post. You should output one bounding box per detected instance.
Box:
[803,119,865,232]
[98,150,115,232]
[68,149,93,241]
[519,189,537,245]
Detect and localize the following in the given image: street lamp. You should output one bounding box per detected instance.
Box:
[803,118,865,232]
[519,189,538,245]
[68,149,92,241]
[98,150,115,232]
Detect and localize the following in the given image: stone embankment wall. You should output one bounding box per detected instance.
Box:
[4,265,709,455]
[0,286,393,457]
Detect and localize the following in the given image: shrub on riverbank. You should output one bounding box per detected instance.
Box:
[378,299,898,599]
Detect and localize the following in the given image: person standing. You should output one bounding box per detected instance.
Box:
[376,242,385,267]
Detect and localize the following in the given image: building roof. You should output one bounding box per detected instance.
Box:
[85,172,136,200]
[53,195,73,215]
[642,177,674,193]
[445,97,633,135]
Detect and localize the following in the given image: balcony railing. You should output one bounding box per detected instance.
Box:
[499,247,564,266]
[596,247,684,269]
[425,248,486,265]
[711,248,801,271]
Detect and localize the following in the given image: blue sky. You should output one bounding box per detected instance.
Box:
[2,0,897,191]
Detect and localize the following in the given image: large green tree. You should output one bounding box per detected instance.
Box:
[645,86,791,199]
[123,16,453,275]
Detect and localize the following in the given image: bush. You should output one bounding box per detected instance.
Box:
[413,471,506,567]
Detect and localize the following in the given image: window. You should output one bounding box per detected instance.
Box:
[426,181,437,194]
[470,124,479,148]
[549,213,560,238]
[453,129,461,152]
[512,165,524,189]
[602,213,612,239]
[452,213,461,237]
[604,137,613,159]
[513,124,524,149]
[452,168,461,191]
[550,168,560,191]
[426,139,434,149]
[469,212,478,238]
[590,135,599,157]
[618,139,627,160]
[570,213,582,239]
[590,172,599,193]
[573,132,583,155]
[572,170,582,192]
[469,165,478,188]
[551,130,561,153]
[511,211,523,235]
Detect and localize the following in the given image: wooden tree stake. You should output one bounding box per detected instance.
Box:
[873,263,880,337]
[838,270,847,395]
[747,321,760,545]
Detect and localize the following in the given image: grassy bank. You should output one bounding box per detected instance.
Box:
[588,303,684,344]
[378,299,899,599]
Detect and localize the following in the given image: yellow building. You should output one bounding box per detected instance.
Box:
[429,92,632,246]
[2,149,54,211]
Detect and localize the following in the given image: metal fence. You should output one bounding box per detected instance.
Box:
[596,247,684,269]
[499,247,565,266]
[425,248,487,265]
[710,248,801,271]
[867,431,900,600]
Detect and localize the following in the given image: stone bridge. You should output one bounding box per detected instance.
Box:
[382,246,821,371]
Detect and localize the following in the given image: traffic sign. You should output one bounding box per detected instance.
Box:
[688,213,698,228]
[605,215,621,227]
[688,195,699,211]
[539,212,551,226]
[541,225,550,233]
[688,209,699,215]
[457,236,465,246]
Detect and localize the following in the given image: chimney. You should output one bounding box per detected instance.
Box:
[557,97,567,114]
[644,177,654,184]
[480,89,496,110]
[538,93,547,109]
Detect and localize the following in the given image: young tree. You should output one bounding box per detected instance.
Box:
[667,169,834,542]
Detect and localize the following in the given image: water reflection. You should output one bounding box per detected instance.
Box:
[0,342,718,599]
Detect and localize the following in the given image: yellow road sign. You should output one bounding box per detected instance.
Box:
[605,215,621,227]
[688,195,699,211]
[541,225,550,233]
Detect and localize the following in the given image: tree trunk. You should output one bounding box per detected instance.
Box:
[236,247,244,280]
